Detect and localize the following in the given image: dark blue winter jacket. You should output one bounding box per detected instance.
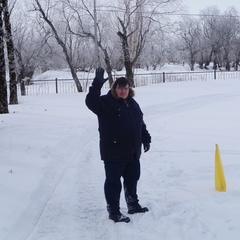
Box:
[85,86,151,162]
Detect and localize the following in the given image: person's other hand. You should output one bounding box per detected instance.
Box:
[143,143,150,152]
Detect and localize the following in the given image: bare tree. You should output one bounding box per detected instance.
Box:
[232,34,240,70]
[62,0,116,86]
[116,0,150,85]
[220,8,240,71]
[201,7,223,70]
[33,0,83,92]
[116,0,180,85]
[11,1,68,87]
[0,1,8,113]
[177,16,202,71]
[14,27,56,95]
[2,0,17,104]
[139,32,166,70]
[7,0,195,83]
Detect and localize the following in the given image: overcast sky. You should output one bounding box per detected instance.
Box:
[182,0,240,14]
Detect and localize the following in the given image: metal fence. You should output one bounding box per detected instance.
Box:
[20,70,240,95]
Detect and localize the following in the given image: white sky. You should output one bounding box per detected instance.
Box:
[182,0,240,14]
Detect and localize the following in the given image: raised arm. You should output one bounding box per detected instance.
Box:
[85,67,108,115]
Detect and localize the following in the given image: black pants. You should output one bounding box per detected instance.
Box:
[104,157,140,214]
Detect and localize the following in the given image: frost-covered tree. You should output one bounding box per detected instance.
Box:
[200,6,240,71]
[33,0,83,92]
[116,0,180,85]
[200,7,224,70]
[177,16,202,71]
[139,32,166,70]
[8,0,186,80]
[219,7,240,71]
[232,34,240,70]
[63,0,116,86]
[12,5,63,96]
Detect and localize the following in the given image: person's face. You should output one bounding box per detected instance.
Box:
[115,84,130,99]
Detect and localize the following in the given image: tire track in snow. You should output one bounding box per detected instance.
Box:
[4,119,108,240]
[143,91,240,120]
[23,130,104,240]
[137,91,239,239]
[22,121,120,240]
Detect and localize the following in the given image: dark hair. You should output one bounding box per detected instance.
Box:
[111,77,134,98]
[113,77,131,88]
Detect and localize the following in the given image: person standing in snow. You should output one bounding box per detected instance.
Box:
[85,67,151,223]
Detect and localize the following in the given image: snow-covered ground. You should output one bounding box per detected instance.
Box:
[1,73,240,239]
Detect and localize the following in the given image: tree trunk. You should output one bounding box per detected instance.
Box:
[2,0,18,104]
[190,51,195,71]
[0,2,9,113]
[117,30,134,86]
[234,51,240,71]
[198,51,204,69]
[213,51,218,70]
[224,47,230,71]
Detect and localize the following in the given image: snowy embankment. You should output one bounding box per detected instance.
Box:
[1,78,240,240]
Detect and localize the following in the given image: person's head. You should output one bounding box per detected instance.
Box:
[111,77,134,100]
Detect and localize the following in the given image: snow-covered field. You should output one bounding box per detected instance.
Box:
[1,73,240,239]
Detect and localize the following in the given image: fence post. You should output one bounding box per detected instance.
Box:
[55,78,58,93]
[163,72,165,83]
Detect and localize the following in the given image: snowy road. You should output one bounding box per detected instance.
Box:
[1,79,240,240]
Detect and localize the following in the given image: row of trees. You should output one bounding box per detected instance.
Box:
[177,7,240,71]
[1,0,240,113]
[27,0,181,89]
[14,1,240,80]
[1,0,181,113]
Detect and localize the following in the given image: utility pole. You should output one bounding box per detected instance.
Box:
[93,0,99,68]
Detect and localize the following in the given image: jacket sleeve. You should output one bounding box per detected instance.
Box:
[142,121,151,143]
[85,86,102,116]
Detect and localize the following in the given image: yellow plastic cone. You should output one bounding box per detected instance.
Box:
[215,144,226,191]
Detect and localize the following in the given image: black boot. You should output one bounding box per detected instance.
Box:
[128,203,149,214]
[109,212,130,223]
